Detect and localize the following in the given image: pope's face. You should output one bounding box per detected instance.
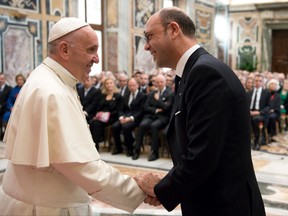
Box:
[69,26,99,83]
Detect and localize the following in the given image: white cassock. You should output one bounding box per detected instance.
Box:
[0,57,146,215]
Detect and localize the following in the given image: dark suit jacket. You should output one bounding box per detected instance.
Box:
[247,88,271,115]
[77,86,101,120]
[268,92,281,115]
[143,88,174,124]
[120,91,147,125]
[154,48,265,216]
[119,85,130,97]
[0,84,12,115]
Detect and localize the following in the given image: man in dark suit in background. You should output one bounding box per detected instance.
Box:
[111,78,146,156]
[247,74,270,150]
[77,76,101,122]
[0,73,11,139]
[133,74,173,161]
[135,7,265,216]
[117,73,130,97]
[139,72,149,94]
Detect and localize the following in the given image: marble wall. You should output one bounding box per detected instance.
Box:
[228,2,288,72]
[2,0,288,83]
[0,0,70,86]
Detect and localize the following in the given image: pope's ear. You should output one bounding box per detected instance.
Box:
[58,41,69,60]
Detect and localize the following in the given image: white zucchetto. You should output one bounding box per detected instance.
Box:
[48,17,89,42]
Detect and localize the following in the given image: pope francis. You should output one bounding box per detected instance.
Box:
[0,17,147,215]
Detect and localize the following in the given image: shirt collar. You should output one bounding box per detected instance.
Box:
[176,44,200,78]
[43,57,78,89]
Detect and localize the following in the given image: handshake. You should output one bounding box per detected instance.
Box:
[134,172,164,206]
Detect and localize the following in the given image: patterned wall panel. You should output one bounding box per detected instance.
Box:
[134,34,155,72]
[238,17,258,43]
[46,0,68,16]
[134,0,156,28]
[107,0,118,28]
[195,5,214,52]
[0,0,39,12]
[107,32,118,72]
[0,17,41,86]
[236,16,259,71]
[196,10,211,43]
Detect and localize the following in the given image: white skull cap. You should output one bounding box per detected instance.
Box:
[48,17,89,42]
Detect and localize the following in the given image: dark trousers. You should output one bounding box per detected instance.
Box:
[251,115,268,144]
[268,112,279,136]
[135,117,167,153]
[90,120,107,150]
[111,120,138,153]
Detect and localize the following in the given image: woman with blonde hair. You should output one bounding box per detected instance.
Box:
[89,77,124,150]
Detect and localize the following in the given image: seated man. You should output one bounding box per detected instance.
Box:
[247,74,270,150]
[111,78,146,156]
[133,74,174,161]
[77,76,101,122]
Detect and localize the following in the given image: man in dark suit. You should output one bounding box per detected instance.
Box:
[77,76,101,122]
[135,7,265,216]
[117,73,130,97]
[111,78,146,156]
[0,73,11,139]
[133,74,174,161]
[139,73,149,94]
[247,74,270,150]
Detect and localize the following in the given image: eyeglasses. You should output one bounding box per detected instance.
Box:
[143,32,153,44]
[143,22,171,44]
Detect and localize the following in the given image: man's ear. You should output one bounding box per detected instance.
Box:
[169,22,180,39]
[58,41,69,60]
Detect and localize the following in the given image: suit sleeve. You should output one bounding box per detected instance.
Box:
[155,64,235,211]
[156,91,174,111]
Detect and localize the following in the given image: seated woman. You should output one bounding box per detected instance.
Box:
[2,74,26,126]
[89,77,123,150]
[266,79,281,142]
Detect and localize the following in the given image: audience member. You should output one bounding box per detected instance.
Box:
[139,72,149,93]
[77,76,101,122]
[165,74,174,90]
[90,77,124,150]
[111,78,147,156]
[247,74,271,150]
[133,74,174,161]
[117,73,130,97]
[266,79,281,141]
[132,70,142,84]
[245,77,254,92]
[0,73,11,139]
[2,73,26,126]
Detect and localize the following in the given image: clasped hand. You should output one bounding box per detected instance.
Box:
[134,172,163,206]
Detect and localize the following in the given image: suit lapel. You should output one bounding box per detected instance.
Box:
[170,48,208,118]
[168,47,208,134]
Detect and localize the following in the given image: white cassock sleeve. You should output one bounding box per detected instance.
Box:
[52,160,146,213]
